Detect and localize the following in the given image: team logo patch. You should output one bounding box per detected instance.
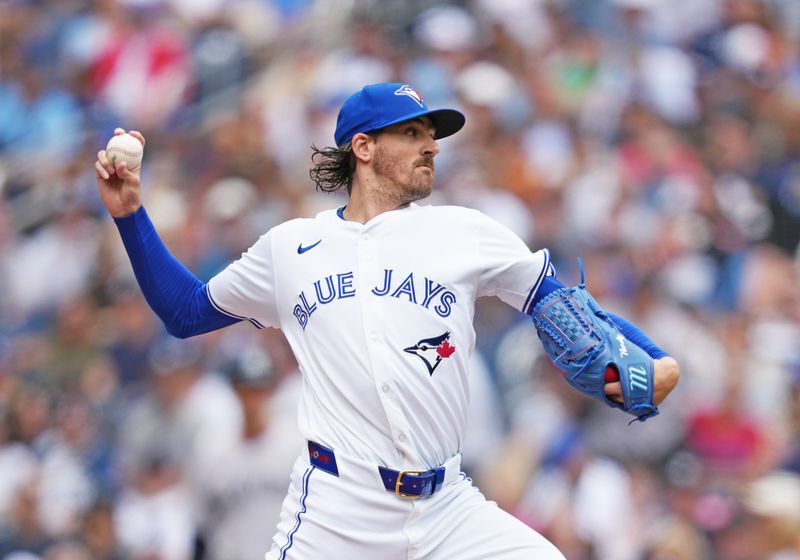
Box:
[394,85,424,107]
[403,331,456,376]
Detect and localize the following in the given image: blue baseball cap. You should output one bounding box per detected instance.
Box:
[334,83,465,147]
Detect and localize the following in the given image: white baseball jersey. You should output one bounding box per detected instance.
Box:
[207,203,551,471]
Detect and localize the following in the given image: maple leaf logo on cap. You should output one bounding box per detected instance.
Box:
[394,85,424,107]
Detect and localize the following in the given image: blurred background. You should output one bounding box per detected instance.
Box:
[1,0,800,558]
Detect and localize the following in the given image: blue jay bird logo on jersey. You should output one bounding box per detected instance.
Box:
[394,85,424,107]
[404,332,456,376]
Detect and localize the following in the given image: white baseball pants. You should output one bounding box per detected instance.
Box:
[265,445,565,560]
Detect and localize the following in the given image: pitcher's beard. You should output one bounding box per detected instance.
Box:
[399,172,433,204]
[372,147,434,206]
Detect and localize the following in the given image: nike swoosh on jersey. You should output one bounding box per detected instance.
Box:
[297,240,322,254]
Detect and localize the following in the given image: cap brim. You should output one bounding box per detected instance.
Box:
[371,108,466,140]
[428,108,466,140]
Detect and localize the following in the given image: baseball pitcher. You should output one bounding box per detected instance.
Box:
[95,83,679,559]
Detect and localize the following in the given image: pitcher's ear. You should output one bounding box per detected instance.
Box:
[351,133,375,163]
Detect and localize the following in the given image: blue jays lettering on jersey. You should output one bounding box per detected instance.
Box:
[208,204,551,468]
[291,269,456,330]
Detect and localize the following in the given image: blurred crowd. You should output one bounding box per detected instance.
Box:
[2,0,800,558]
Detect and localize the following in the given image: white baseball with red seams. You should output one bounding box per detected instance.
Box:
[106,133,143,171]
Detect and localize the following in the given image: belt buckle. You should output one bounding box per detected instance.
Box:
[395,469,425,499]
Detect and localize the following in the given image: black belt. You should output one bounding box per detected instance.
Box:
[308,440,446,500]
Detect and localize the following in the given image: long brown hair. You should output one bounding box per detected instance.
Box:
[309,131,382,194]
[309,143,356,194]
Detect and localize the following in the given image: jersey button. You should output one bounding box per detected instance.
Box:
[363,233,371,240]
[382,384,390,393]
[398,433,406,442]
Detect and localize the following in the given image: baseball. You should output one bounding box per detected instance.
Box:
[106,133,143,171]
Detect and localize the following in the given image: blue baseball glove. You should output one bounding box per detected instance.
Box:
[531,265,658,422]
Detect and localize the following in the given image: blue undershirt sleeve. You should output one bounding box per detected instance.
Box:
[113,206,240,338]
[530,275,667,359]
[605,312,668,359]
